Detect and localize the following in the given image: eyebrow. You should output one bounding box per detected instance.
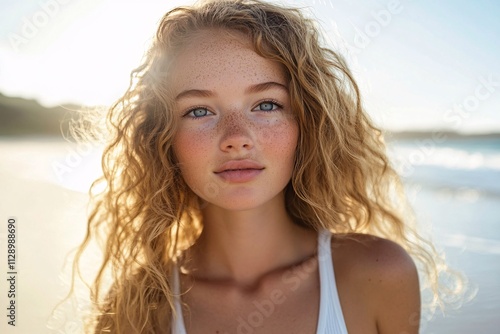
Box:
[175,89,213,101]
[174,81,288,101]
[246,81,289,94]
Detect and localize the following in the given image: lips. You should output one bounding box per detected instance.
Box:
[214,159,264,183]
[214,159,264,173]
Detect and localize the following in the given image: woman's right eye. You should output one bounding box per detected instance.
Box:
[186,107,211,118]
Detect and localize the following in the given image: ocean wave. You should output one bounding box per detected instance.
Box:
[388,146,500,171]
[398,165,500,196]
[387,143,500,195]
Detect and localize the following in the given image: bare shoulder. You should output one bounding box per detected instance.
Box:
[331,233,417,278]
[331,233,421,334]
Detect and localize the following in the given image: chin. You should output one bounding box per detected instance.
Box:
[207,199,269,212]
[201,190,286,212]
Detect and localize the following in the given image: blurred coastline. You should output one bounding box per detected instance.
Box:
[0,92,83,138]
[1,93,499,333]
[2,92,500,140]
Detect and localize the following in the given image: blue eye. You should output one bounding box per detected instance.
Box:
[254,101,280,111]
[187,107,211,118]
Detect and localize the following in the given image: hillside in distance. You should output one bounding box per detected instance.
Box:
[1,92,499,139]
[0,92,86,137]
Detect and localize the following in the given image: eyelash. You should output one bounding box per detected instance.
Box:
[183,106,212,119]
[182,100,284,119]
[254,99,283,112]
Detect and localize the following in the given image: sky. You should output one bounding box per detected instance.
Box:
[0,0,499,132]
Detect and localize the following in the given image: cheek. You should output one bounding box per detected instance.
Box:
[259,119,298,160]
[173,127,212,174]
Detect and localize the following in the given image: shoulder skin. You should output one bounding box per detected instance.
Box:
[331,233,421,334]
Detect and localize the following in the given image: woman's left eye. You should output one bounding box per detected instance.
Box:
[253,101,280,112]
[185,107,212,118]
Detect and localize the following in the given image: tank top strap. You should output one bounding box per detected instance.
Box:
[171,265,188,334]
[316,229,348,334]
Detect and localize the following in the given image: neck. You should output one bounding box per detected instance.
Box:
[184,194,317,287]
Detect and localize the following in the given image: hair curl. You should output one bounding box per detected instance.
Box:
[72,0,462,332]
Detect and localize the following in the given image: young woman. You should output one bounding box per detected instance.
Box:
[75,0,452,333]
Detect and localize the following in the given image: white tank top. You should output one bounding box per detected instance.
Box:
[171,230,348,333]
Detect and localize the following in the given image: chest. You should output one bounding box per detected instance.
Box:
[179,263,320,334]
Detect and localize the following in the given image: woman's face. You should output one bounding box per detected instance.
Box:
[171,29,298,211]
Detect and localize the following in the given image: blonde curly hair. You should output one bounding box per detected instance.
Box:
[72,0,460,332]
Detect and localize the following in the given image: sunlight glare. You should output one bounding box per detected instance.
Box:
[2,0,192,107]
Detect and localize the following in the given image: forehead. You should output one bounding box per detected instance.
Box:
[168,29,287,92]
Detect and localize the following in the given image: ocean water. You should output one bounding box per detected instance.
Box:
[387,137,500,333]
[0,137,499,333]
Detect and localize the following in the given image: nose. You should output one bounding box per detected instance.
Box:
[218,113,254,153]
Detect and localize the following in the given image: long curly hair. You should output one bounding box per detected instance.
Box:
[73,0,459,332]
